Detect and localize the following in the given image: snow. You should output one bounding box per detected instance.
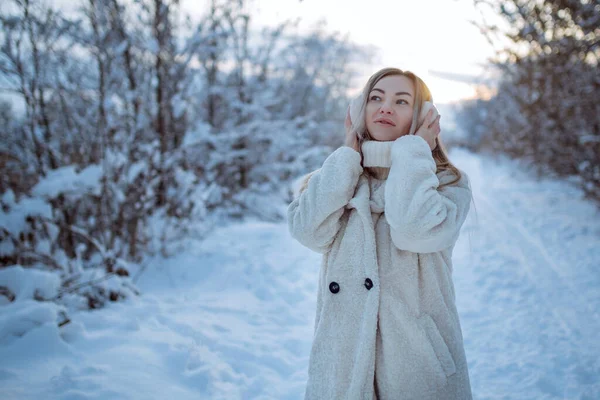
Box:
[1,147,599,399]
[0,190,53,237]
[0,266,61,305]
[31,164,103,198]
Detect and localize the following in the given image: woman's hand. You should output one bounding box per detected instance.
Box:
[344,105,360,153]
[415,108,441,151]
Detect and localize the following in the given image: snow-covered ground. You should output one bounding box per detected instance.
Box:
[1,146,599,400]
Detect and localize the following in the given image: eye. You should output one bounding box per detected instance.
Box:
[369,95,381,101]
[396,99,409,105]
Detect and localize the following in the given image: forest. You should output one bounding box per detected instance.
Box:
[0,0,598,310]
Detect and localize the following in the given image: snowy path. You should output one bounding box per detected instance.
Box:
[1,148,599,400]
[453,150,600,399]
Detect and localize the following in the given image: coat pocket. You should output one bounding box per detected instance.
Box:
[417,313,457,379]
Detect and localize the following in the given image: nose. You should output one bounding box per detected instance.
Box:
[379,102,393,114]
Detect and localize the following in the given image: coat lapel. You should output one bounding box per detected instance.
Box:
[345,174,380,280]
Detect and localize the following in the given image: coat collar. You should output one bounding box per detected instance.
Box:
[345,174,386,217]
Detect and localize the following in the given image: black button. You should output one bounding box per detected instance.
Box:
[329,281,340,294]
[364,278,373,290]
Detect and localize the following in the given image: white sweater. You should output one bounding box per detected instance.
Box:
[288,135,473,400]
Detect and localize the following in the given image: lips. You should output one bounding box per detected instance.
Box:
[374,118,396,126]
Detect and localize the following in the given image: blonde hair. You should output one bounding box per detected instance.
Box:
[298,67,464,195]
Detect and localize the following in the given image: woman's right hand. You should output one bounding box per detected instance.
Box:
[344,106,360,152]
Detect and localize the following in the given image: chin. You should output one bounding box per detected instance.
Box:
[372,132,404,141]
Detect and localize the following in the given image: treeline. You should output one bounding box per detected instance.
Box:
[455,0,599,203]
[0,0,368,309]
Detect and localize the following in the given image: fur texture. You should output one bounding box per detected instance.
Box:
[287,135,473,400]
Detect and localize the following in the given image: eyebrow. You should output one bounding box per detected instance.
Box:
[371,88,412,97]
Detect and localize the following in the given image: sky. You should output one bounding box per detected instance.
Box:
[182,0,500,104]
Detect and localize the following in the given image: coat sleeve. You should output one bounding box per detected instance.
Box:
[287,146,363,254]
[384,135,472,253]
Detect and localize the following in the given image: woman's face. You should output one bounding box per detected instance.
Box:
[365,75,415,141]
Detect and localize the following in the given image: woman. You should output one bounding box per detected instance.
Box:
[287,67,474,399]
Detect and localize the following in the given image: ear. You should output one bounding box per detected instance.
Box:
[418,101,439,127]
[349,92,364,127]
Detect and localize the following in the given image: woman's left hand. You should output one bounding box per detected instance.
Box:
[415,109,441,151]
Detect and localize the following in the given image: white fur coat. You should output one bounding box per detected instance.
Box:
[287,135,473,400]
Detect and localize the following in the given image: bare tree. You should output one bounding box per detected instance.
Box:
[457,0,600,202]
